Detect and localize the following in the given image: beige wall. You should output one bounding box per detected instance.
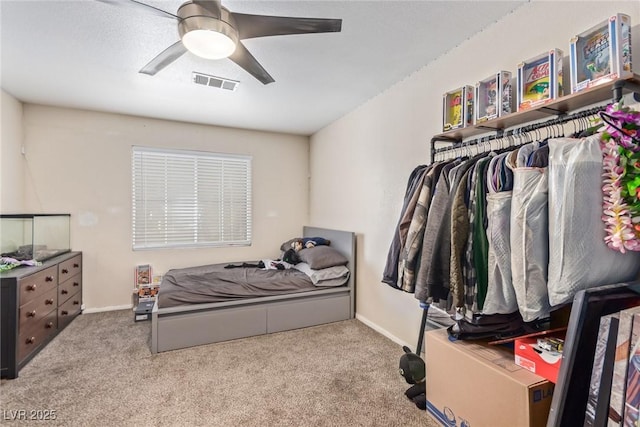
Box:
[1,90,25,212]
[310,1,640,348]
[18,105,309,310]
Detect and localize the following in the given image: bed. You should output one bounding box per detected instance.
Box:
[151,226,356,353]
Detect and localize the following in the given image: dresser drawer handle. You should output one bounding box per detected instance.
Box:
[73,263,79,268]
[46,322,54,329]
[61,290,68,295]
[45,299,54,305]
[61,310,69,316]
[45,276,54,282]
[27,284,37,291]
[73,282,80,287]
[73,300,79,305]
[26,337,36,345]
[61,268,69,274]
[27,310,37,318]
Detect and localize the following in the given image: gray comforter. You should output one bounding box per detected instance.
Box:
[158,261,318,308]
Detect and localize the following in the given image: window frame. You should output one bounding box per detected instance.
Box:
[131,146,252,250]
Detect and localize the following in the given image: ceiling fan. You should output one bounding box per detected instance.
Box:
[97,0,342,84]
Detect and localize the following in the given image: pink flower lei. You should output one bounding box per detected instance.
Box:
[600,103,640,253]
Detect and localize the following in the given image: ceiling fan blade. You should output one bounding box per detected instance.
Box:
[228,42,274,85]
[139,41,188,76]
[94,0,179,20]
[232,14,342,40]
[192,0,222,19]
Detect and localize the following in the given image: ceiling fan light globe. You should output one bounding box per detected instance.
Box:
[182,30,236,59]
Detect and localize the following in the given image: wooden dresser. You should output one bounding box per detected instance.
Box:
[1,251,82,379]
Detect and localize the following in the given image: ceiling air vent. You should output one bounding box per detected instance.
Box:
[192,72,239,92]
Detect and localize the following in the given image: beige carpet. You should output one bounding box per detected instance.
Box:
[1,310,438,426]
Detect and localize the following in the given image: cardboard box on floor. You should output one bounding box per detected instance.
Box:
[426,329,554,427]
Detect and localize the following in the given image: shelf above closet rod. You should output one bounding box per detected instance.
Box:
[429,74,640,161]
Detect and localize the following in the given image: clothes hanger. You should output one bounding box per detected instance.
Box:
[571,118,578,136]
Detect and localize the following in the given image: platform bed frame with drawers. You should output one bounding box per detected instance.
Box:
[151,227,356,353]
[0,251,82,379]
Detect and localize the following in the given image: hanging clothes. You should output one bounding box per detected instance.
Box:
[397,162,445,292]
[382,165,429,289]
[412,104,640,341]
[431,160,476,302]
[468,155,492,315]
[462,160,480,312]
[414,160,459,303]
[449,163,476,309]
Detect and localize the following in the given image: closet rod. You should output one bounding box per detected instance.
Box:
[431,105,605,162]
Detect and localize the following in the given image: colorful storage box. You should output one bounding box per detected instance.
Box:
[570,13,632,93]
[475,71,514,123]
[517,49,563,111]
[514,336,564,384]
[442,85,474,131]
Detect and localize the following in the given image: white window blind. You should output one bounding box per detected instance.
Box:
[132,147,252,250]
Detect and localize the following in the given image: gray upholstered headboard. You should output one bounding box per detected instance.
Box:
[303,226,356,292]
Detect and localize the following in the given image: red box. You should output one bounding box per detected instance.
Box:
[514,337,563,383]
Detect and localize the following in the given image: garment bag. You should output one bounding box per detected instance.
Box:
[482,153,518,315]
[510,142,550,322]
[547,135,640,306]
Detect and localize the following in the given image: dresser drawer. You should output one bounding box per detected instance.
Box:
[58,291,82,328]
[58,254,81,283]
[18,266,58,306]
[17,310,57,362]
[59,274,82,305]
[19,287,57,328]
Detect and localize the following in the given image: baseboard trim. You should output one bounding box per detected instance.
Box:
[83,304,133,314]
[355,313,417,354]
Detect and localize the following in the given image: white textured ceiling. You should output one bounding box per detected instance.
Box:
[0,0,527,135]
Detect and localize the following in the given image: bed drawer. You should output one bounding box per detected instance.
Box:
[157,306,267,352]
[267,293,351,333]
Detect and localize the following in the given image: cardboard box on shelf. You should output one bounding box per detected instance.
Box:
[426,329,553,427]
